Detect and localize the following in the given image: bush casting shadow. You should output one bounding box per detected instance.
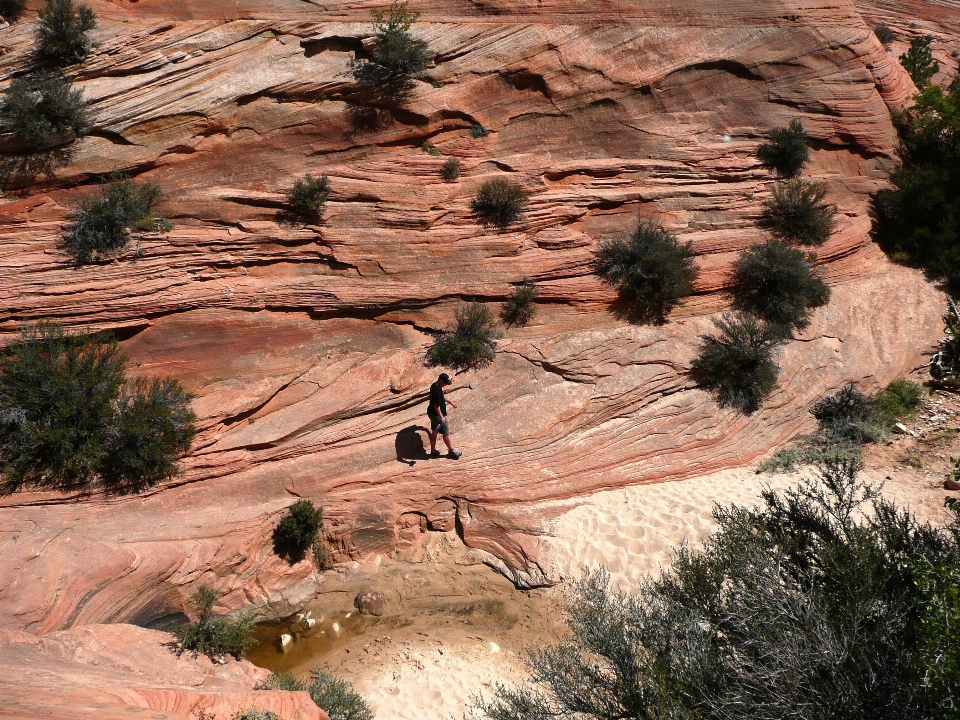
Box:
[0,70,93,153]
[273,499,323,564]
[173,586,257,660]
[470,178,528,230]
[757,119,810,178]
[500,279,539,327]
[425,302,502,371]
[760,178,837,247]
[36,0,97,67]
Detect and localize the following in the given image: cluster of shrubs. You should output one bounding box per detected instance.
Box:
[272,498,330,567]
[0,323,197,495]
[174,586,258,660]
[475,459,960,720]
[261,670,374,720]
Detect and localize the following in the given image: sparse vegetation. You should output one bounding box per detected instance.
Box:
[874,22,896,48]
[932,301,960,383]
[260,672,306,691]
[761,178,838,246]
[0,323,196,495]
[470,178,528,230]
[174,586,258,660]
[286,174,330,220]
[596,220,700,323]
[421,140,441,156]
[235,712,279,720]
[441,157,461,181]
[36,0,97,66]
[425,302,502,370]
[0,71,94,150]
[0,0,26,22]
[689,312,782,415]
[729,240,830,331]
[350,1,430,105]
[64,176,164,263]
[273,499,323,565]
[500,279,539,327]
[470,124,488,138]
[475,459,960,720]
[872,79,960,289]
[757,119,810,178]
[900,35,939,89]
[309,669,374,720]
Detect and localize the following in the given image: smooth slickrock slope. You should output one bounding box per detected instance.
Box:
[0,0,952,641]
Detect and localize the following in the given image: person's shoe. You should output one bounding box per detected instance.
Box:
[448,449,462,459]
[429,449,442,458]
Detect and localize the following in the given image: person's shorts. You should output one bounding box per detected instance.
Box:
[428,415,449,435]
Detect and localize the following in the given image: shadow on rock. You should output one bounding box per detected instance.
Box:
[0,146,76,188]
[395,424,429,465]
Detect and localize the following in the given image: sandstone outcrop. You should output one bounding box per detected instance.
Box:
[0,0,953,642]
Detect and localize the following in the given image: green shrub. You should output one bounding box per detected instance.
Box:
[932,301,960,382]
[260,671,306,691]
[470,124,488,138]
[757,119,810,178]
[500,279,539,327]
[729,240,830,331]
[36,0,97,66]
[871,81,960,288]
[273,499,323,564]
[421,140,441,156]
[874,22,895,48]
[875,379,924,423]
[0,71,93,150]
[426,302,502,370]
[0,323,196,495]
[596,220,700,323]
[309,669,374,720]
[174,586,258,660]
[757,443,864,473]
[235,712,279,720]
[475,459,960,720]
[64,177,163,263]
[761,178,837,246]
[689,312,782,415]
[0,0,26,21]
[470,178,528,230]
[441,157,461,181]
[286,174,330,220]
[811,383,886,444]
[350,1,430,105]
[900,35,939,89]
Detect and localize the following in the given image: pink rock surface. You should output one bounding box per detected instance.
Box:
[0,0,952,640]
[0,624,328,719]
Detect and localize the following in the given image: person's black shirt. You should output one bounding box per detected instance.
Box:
[428,381,446,418]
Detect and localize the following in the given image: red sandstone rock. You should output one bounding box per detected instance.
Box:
[355,588,387,616]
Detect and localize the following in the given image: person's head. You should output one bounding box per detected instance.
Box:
[438,373,451,386]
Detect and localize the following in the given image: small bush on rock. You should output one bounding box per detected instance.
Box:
[441,157,461,181]
[757,119,810,178]
[729,240,830,331]
[37,0,97,66]
[309,669,374,720]
[689,312,782,415]
[174,586,258,660]
[761,178,837,246]
[900,35,939,89]
[286,174,330,220]
[874,22,895,48]
[426,302,502,370]
[65,176,163,263]
[469,124,488,138]
[596,220,700,323]
[273,499,323,564]
[500,279,539,327]
[260,672,306,691]
[0,71,93,150]
[470,178,528,230]
[0,323,196,494]
[0,0,26,22]
[350,1,430,105]
[235,712,279,720]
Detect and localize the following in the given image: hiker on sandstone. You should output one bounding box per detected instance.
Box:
[427,373,462,459]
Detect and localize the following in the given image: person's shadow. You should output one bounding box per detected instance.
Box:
[395,425,430,466]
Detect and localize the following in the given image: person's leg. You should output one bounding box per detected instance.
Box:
[429,427,439,453]
[442,432,454,450]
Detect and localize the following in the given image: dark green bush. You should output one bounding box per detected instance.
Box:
[470,124,488,138]
[286,174,330,219]
[729,240,830,331]
[874,22,895,48]
[37,0,97,66]
[309,669,374,720]
[900,35,939,89]
[65,177,163,263]
[500,279,539,327]
[235,712,279,720]
[260,671,306,691]
[426,302,502,370]
[441,157,461,181]
[273,499,323,564]
[689,312,782,414]
[0,71,93,150]
[761,178,837,246]
[470,178,528,230]
[757,119,810,178]
[0,323,196,494]
[350,1,430,105]
[872,81,960,288]
[421,140,441,156]
[0,0,26,21]
[475,459,960,720]
[596,220,700,323]
[811,383,884,445]
[174,586,258,660]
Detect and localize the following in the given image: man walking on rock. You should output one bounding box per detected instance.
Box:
[427,373,462,459]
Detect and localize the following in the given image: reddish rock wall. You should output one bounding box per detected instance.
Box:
[0,0,952,637]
